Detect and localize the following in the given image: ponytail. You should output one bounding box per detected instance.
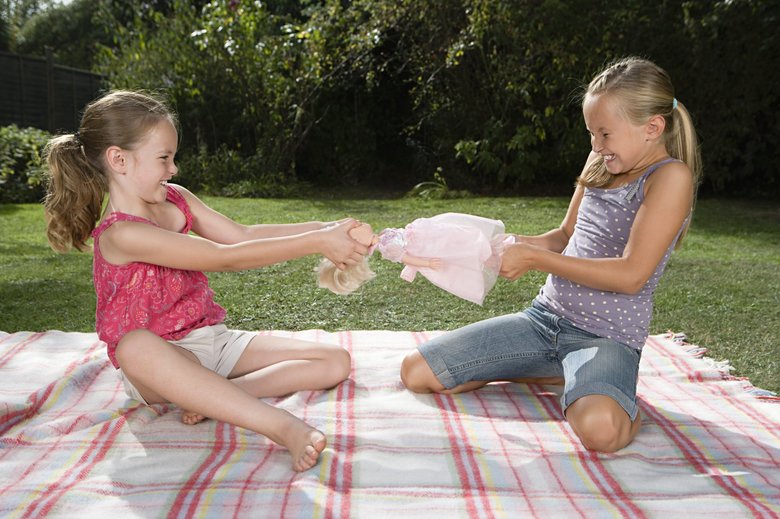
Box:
[666,100,702,205]
[43,134,107,252]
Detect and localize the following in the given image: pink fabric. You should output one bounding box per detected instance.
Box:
[91,185,226,368]
[376,213,510,305]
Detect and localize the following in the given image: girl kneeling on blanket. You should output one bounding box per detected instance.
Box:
[401,57,702,453]
[42,90,369,472]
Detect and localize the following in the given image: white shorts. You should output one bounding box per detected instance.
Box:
[117,324,256,404]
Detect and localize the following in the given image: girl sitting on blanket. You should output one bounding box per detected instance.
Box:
[317,213,515,305]
[42,90,369,472]
[401,57,702,453]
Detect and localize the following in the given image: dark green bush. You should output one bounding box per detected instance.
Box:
[91,0,778,198]
[0,125,51,203]
[176,146,308,198]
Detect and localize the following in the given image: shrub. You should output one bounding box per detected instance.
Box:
[176,146,308,198]
[0,125,51,203]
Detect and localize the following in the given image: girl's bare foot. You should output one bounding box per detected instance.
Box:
[181,409,207,425]
[278,417,327,472]
[292,429,327,472]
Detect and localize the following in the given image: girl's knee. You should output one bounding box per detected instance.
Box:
[567,396,638,453]
[331,347,352,382]
[400,351,442,393]
[114,329,159,372]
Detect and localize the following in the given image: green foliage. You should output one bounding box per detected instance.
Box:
[678,0,779,196]
[78,0,780,197]
[14,0,103,69]
[176,146,308,198]
[0,124,50,203]
[95,0,313,181]
[406,168,471,199]
[0,13,9,50]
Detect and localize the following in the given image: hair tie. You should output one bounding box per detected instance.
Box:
[73,131,82,144]
[672,98,678,110]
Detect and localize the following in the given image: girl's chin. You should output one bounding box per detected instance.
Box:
[605,163,621,174]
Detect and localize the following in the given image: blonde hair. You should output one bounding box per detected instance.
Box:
[43,90,178,253]
[317,257,376,295]
[579,57,702,194]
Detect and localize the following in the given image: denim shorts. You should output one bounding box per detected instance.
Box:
[418,301,642,420]
[118,324,256,405]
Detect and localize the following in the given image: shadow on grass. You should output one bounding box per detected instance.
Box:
[0,278,95,332]
[692,198,780,236]
[0,204,25,216]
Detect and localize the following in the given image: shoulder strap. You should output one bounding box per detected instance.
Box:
[166,185,194,233]
[625,158,682,201]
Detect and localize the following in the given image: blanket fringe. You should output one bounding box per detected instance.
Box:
[665,331,778,401]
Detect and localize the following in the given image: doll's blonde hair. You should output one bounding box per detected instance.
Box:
[317,257,376,295]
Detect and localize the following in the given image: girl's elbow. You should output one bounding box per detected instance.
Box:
[622,274,649,295]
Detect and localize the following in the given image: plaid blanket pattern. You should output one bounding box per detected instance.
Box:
[0,330,778,518]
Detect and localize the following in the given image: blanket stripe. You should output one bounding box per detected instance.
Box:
[1,330,778,518]
[324,330,357,519]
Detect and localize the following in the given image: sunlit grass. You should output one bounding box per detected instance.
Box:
[1,195,777,393]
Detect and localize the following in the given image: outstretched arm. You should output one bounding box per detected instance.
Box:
[98,186,368,272]
[178,185,346,244]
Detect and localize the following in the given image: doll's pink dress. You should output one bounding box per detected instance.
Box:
[374,213,513,305]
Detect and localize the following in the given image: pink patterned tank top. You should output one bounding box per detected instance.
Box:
[91,185,226,368]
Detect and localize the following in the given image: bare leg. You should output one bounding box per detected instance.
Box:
[228,335,351,397]
[565,395,641,452]
[116,330,331,471]
[182,335,351,425]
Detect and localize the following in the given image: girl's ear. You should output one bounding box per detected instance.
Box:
[104,146,127,174]
[645,114,667,141]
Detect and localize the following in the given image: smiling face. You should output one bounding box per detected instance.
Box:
[124,119,179,203]
[583,93,652,176]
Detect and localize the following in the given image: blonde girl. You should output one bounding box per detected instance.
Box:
[401,57,701,452]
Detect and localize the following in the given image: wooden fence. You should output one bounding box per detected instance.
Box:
[0,50,104,132]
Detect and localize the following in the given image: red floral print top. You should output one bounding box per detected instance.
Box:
[91,185,226,368]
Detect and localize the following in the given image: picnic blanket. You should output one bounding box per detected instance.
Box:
[0,330,778,518]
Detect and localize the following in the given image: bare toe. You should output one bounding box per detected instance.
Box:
[292,430,327,472]
[181,410,206,425]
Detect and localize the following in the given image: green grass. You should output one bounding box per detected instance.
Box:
[1,195,777,393]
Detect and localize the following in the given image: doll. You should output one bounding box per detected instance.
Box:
[317,212,514,305]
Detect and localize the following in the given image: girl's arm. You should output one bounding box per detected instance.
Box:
[177,185,342,244]
[500,161,693,294]
[98,190,367,271]
[511,185,582,253]
[506,151,597,254]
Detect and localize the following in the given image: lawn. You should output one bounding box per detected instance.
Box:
[1,194,777,393]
